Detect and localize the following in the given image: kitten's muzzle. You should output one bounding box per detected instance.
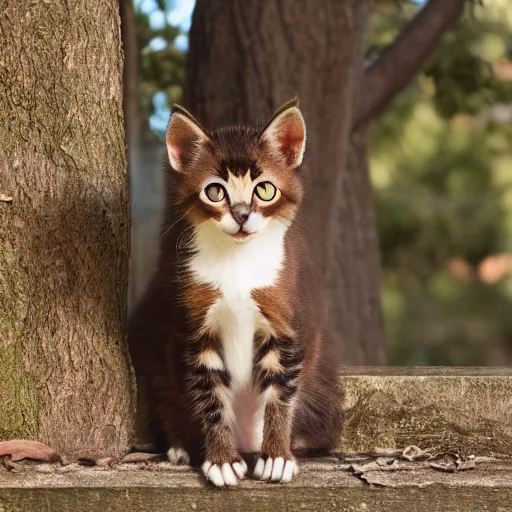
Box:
[230,203,251,226]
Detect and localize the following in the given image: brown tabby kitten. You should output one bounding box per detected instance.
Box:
[128,99,342,486]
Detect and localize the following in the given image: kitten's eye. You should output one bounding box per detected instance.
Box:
[254,182,277,201]
[204,183,225,202]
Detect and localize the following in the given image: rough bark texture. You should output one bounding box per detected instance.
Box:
[0,1,134,458]
[120,0,141,149]
[184,0,387,365]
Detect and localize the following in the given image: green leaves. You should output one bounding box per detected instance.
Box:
[370,1,512,364]
[133,3,186,139]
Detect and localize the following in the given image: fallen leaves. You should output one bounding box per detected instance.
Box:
[0,440,61,463]
[1,455,16,471]
[345,445,477,486]
[120,452,165,463]
[428,453,476,473]
[0,439,481,486]
[75,457,116,467]
[402,445,427,461]
[75,452,164,467]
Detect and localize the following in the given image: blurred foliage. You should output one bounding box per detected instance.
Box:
[136,12,185,102]
[370,0,512,365]
[133,1,187,139]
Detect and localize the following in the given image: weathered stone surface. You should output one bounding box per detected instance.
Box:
[132,369,512,459]
[339,369,512,456]
[1,459,512,512]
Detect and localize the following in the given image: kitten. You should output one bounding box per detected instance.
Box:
[128,99,343,486]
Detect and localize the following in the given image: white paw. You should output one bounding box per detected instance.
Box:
[253,456,298,483]
[202,460,248,487]
[167,447,190,465]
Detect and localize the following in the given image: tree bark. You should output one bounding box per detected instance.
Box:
[0,1,134,459]
[184,0,387,364]
[120,0,141,149]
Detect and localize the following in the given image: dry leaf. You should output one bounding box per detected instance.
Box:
[0,440,60,463]
[429,461,456,473]
[96,457,115,467]
[78,458,97,467]
[121,452,163,463]
[402,445,425,461]
[457,459,476,471]
[376,457,396,467]
[0,193,13,203]
[1,455,15,471]
[350,459,400,475]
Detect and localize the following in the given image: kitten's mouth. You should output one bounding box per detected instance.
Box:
[232,229,254,243]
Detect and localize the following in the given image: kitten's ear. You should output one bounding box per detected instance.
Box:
[259,98,306,168]
[166,105,211,172]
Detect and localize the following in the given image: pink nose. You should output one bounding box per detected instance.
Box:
[231,204,250,225]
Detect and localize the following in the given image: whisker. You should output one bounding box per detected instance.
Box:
[161,205,195,238]
[175,225,196,263]
[273,216,292,229]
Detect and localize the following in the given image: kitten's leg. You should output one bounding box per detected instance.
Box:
[187,340,247,486]
[253,336,302,483]
[150,376,191,464]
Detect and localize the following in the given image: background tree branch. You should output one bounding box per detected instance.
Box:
[354,0,467,131]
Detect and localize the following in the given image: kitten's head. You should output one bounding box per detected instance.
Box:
[165,99,306,243]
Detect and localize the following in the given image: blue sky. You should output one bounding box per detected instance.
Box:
[134,0,195,51]
[133,0,196,134]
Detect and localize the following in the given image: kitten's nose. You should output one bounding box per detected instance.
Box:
[231,204,250,225]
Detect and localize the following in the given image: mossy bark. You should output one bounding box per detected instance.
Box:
[0,1,134,458]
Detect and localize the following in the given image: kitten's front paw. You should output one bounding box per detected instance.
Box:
[253,455,298,483]
[167,447,190,465]
[202,460,248,487]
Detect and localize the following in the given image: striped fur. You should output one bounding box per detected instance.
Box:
[127,100,343,487]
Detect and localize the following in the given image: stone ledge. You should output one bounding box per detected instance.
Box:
[133,370,512,460]
[338,370,512,456]
[1,458,512,512]
[339,366,512,376]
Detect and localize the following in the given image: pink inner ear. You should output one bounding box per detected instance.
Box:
[169,146,183,169]
[278,121,304,166]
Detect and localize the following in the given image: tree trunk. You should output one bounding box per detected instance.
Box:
[184,0,387,364]
[0,1,134,459]
[120,0,141,150]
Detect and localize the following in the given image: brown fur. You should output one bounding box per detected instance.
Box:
[261,397,294,460]
[128,100,343,471]
[204,424,240,466]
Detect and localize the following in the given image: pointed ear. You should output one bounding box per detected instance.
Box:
[259,98,306,168]
[166,105,211,171]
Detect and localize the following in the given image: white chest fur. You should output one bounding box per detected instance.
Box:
[189,219,286,383]
[189,218,287,299]
[188,219,287,451]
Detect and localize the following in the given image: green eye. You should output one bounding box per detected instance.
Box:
[255,182,277,201]
[205,184,225,202]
